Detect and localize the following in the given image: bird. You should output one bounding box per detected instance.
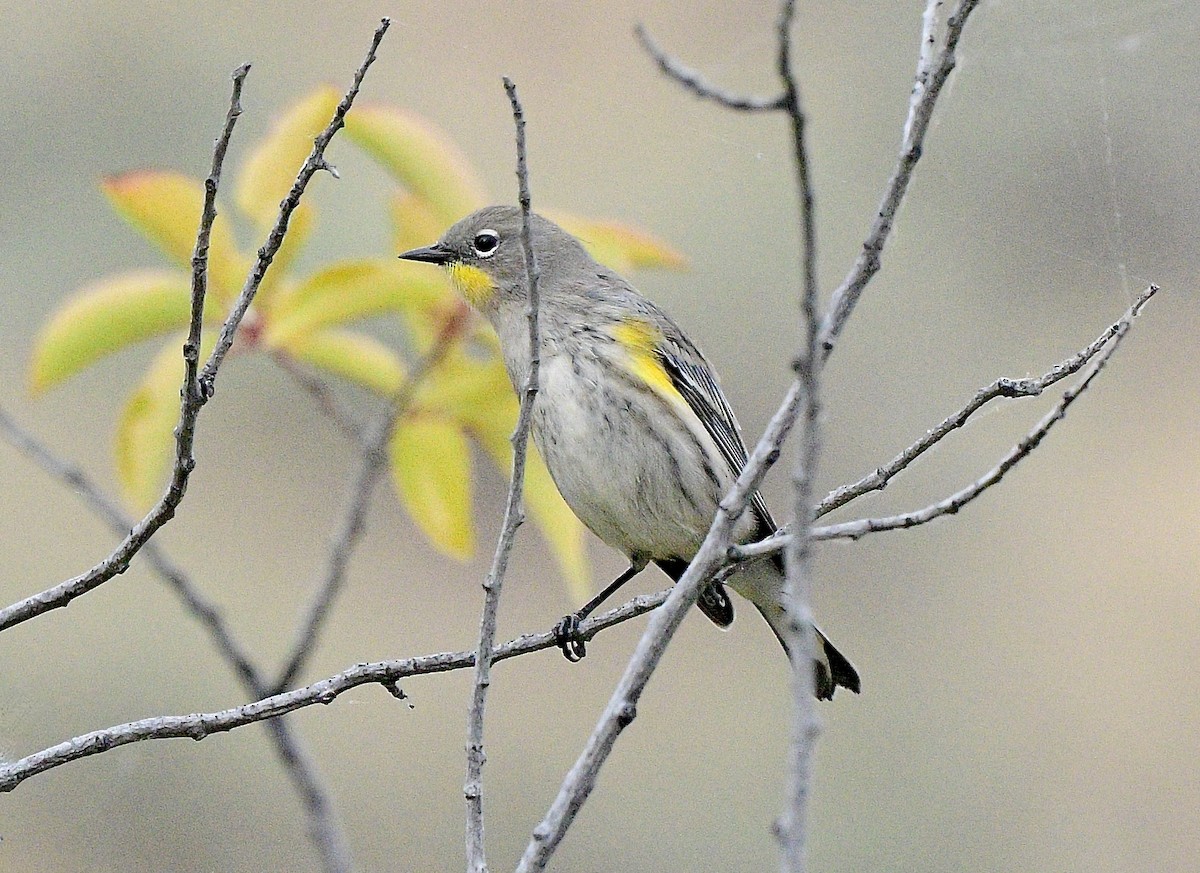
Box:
[399,205,859,699]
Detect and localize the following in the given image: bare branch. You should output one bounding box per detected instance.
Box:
[274,306,468,693]
[0,64,250,633]
[272,350,369,446]
[1,19,392,633]
[0,407,264,686]
[813,286,1157,542]
[198,18,391,390]
[0,589,669,795]
[0,407,353,873]
[735,286,1159,558]
[909,0,944,143]
[634,24,786,111]
[464,78,542,873]
[775,0,821,867]
[812,282,1158,520]
[267,720,354,873]
[819,0,981,360]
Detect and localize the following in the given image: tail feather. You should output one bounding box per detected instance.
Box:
[729,560,860,700]
[753,603,860,700]
[659,556,860,699]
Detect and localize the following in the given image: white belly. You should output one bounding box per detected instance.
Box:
[531,354,730,561]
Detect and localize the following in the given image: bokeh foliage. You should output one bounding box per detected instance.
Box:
[29,85,686,598]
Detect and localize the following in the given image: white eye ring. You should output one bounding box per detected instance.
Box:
[473,229,500,258]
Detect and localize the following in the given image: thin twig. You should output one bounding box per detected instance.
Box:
[0,588,670,794]
[273,350,369,446]
[731,284,1160,562]
[810,286,1157,542]
[0,406,353,873]
[273,306,467,693]
[811,284,1154,520]
[464,78,542,873]
[819,0,981,360]
[1,19,392,633]
[736,286,1159,557]
[0,407,263,686]
[199,18,391,391]
[775,0,821,868]
[908,0,944,143]
[634,24,786,111]
[267,720,354,873]
[0,65,249,633]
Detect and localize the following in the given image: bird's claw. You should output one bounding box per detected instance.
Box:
[553,612,588,662]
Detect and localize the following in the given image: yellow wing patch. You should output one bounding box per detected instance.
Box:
[609,318,684,403]
[447,263,496,307]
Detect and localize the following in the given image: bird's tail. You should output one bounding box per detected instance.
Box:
[727,559,861,700]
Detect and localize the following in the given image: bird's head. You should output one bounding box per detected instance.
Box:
[399,205,583,311]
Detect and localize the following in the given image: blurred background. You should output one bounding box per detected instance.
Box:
[2,1,1198,871]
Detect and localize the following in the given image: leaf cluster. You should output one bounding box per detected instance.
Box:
[29,86,685,596]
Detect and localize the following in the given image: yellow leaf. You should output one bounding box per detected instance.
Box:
[422,350,512,424]
[391,190,453,255]
[29,271,200,394]
[286,328,406,396]
[235,86,340,229]
[102,171,247,303]
[389,415,474,561]
[344,105,486,224]
[470,412,591,601]
[115,331,215,509]
[400,298,476,358]
[546,211,687,273]
[265,259,450,348]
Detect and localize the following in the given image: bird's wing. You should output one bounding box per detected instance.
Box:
[649,311,777,537]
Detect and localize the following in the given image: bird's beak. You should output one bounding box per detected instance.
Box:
[397,242,454,265]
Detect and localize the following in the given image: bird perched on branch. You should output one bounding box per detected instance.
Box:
[400,206,859,699]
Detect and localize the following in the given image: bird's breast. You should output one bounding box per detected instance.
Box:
[529,350,732,561]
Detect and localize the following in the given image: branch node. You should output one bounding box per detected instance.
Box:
[382,680,407,702]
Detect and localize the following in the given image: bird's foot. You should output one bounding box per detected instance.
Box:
[553,612,588,662]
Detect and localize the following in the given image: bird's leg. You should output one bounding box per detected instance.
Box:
[554,557,648,661]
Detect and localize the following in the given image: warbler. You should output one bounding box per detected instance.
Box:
[399,206,859,699]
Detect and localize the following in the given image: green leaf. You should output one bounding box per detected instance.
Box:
[389,415,474,560]
[102,171,247,303]
[286,328,406,396]
[235,86,340,229]
[115,331,215,509]
[344,105,486,224]
[546,211,687,273]
[29,271,198,394]
[470,409,591,601]
[265,259,451,347]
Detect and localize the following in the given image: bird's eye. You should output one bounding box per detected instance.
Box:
[472,229,500,258]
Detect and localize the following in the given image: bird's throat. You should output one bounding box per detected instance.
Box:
[448,263,497,307]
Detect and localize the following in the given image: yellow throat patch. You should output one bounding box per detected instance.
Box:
[609,318,684,404]
[447,262,497,307]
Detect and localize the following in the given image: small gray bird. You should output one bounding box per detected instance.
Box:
[400,206,859,699]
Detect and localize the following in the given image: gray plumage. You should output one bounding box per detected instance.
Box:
[399,205,859,699]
